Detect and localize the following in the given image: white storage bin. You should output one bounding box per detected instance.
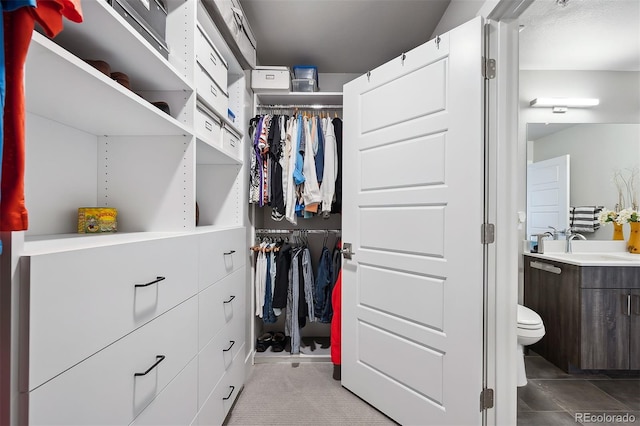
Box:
[196,63,229,119]
[251,66,291,91]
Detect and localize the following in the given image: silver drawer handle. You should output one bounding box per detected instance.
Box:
[530,261,561,275]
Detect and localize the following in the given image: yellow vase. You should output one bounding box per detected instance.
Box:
[613,222,625,240]
[628,222,640,254]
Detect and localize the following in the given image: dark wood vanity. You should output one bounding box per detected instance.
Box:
[524,254,640,372]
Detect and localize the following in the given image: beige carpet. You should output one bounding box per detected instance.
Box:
[223,363,397,425]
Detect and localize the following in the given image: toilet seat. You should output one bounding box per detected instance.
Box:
[517,304,543,330]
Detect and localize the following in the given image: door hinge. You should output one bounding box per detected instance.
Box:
[481,223,495,244]
[480,388,494,411]
[482,57,496,79]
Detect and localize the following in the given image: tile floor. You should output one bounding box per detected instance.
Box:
[518,352,640,425]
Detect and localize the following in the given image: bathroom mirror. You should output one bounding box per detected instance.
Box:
[526,122,640,240]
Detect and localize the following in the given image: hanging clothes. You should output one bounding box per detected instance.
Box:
[320,117,338,218]
[314,245,333,323]
[301,116,321,213]
[330,269,342,367]
[331,117,343,214]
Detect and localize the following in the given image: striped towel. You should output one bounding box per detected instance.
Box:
[570,206,604,233]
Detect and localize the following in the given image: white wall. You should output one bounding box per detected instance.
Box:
[531,123,640,240]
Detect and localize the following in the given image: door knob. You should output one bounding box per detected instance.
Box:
[341,243,355,260]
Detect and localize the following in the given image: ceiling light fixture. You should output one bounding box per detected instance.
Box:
[529,97,600,114]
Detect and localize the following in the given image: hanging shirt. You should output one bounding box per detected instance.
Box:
[320,117,338,216]
[1,0,83,232]
[331,117,343,214]
[314,115,325,183]
[302,116,321,213]
[285,117,298,224]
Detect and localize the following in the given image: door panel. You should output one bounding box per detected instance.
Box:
[526,155,570,238]
[343,17,485,426]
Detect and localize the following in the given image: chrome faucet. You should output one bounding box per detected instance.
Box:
[566,231,587,253]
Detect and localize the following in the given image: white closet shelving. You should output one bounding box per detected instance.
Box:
[13,0,251,423]
[250,90,343,364]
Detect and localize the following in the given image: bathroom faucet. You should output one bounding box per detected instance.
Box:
[566,231,587,253]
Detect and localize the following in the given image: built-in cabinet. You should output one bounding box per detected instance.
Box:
[524,255,640,372]
[16,0,251,423]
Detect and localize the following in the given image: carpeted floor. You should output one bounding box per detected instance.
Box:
[223,363,397,425]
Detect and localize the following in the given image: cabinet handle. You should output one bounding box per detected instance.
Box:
[530,261,561,275]
[205,120,212,131]
[210,52,217,65]
[210,85,217,96]
[134,355,166,377]
[135,276,166,288]
[627,294,632,316]
[223,340,235,352]
[224,250,236,256]
[222,385,235,400]
[223,295,236,304]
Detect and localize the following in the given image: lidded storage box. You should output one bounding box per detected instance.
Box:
[108,0,169,58]
[251,66,291,91]
[292,65,318,92]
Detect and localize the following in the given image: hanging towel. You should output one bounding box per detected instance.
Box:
[570,206,604,233]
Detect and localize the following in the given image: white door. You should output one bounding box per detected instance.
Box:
[526,155,570,239]
[342,17,486,426]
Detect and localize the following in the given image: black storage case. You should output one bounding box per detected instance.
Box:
[109,0,169,59]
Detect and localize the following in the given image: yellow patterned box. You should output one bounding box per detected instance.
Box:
[77,207,118,233]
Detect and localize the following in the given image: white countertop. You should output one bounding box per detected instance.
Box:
[524,240,640,267]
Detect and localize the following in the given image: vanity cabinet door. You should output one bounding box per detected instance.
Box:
[630,289,640,370]
[581,289,630,370]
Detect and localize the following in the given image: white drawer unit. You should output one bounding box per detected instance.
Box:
[130,357,199,426]
[196,62,229,120]
[195,102,223,146]
[197,305,245,408]
[196,24,228,92]
[198,267,245,350]
[26,297,198,425]
[21,235,199,391]
[222,125,241,159]
[193,344,245,426]
[198,227,246,291]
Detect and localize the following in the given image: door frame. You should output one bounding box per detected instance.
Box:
[481,2,533,425]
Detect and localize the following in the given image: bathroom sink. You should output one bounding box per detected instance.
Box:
[527,251,640,266]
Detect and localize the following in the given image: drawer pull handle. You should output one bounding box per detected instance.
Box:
[134,355,165,377]
[223,295,236,304]
[205,120,212,131]
[224,250,236,256]
[135,276,166,288]
[222,385,235,400]
[530,261,561,275]
[223,340,235,352]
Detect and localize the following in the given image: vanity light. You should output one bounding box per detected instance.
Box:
[530,97,600,113]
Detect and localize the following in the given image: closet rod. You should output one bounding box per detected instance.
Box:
[255,229,341,234]
[257,104,343,109]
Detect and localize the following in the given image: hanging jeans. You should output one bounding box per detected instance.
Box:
[286,248,302,354]
[262,252,277,323]
[314,246,333,323]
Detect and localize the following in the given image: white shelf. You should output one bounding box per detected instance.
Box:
[255,91,343,107]
[196,138,242,165]
[26,33,192,137]
[49,0,191,92]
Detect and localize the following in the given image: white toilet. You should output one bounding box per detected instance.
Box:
[517,304,545,387]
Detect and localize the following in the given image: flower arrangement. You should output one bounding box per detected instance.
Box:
[597,208,619,225]
[615,208,639,224]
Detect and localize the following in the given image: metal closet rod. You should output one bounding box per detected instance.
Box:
[257,104,343,109]
[255,228,341,234]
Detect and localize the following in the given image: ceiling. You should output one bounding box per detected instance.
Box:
[239,0,640,74]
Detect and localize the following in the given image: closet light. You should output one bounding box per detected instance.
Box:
[529,97,600,113]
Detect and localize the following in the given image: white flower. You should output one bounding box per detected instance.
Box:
[615,208,639,224]
[597,208,618,224]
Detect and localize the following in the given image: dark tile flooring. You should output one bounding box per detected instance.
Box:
[518,352,640,425]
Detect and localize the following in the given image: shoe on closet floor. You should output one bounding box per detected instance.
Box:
[256,332,274,352]
[271,332,286,352]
